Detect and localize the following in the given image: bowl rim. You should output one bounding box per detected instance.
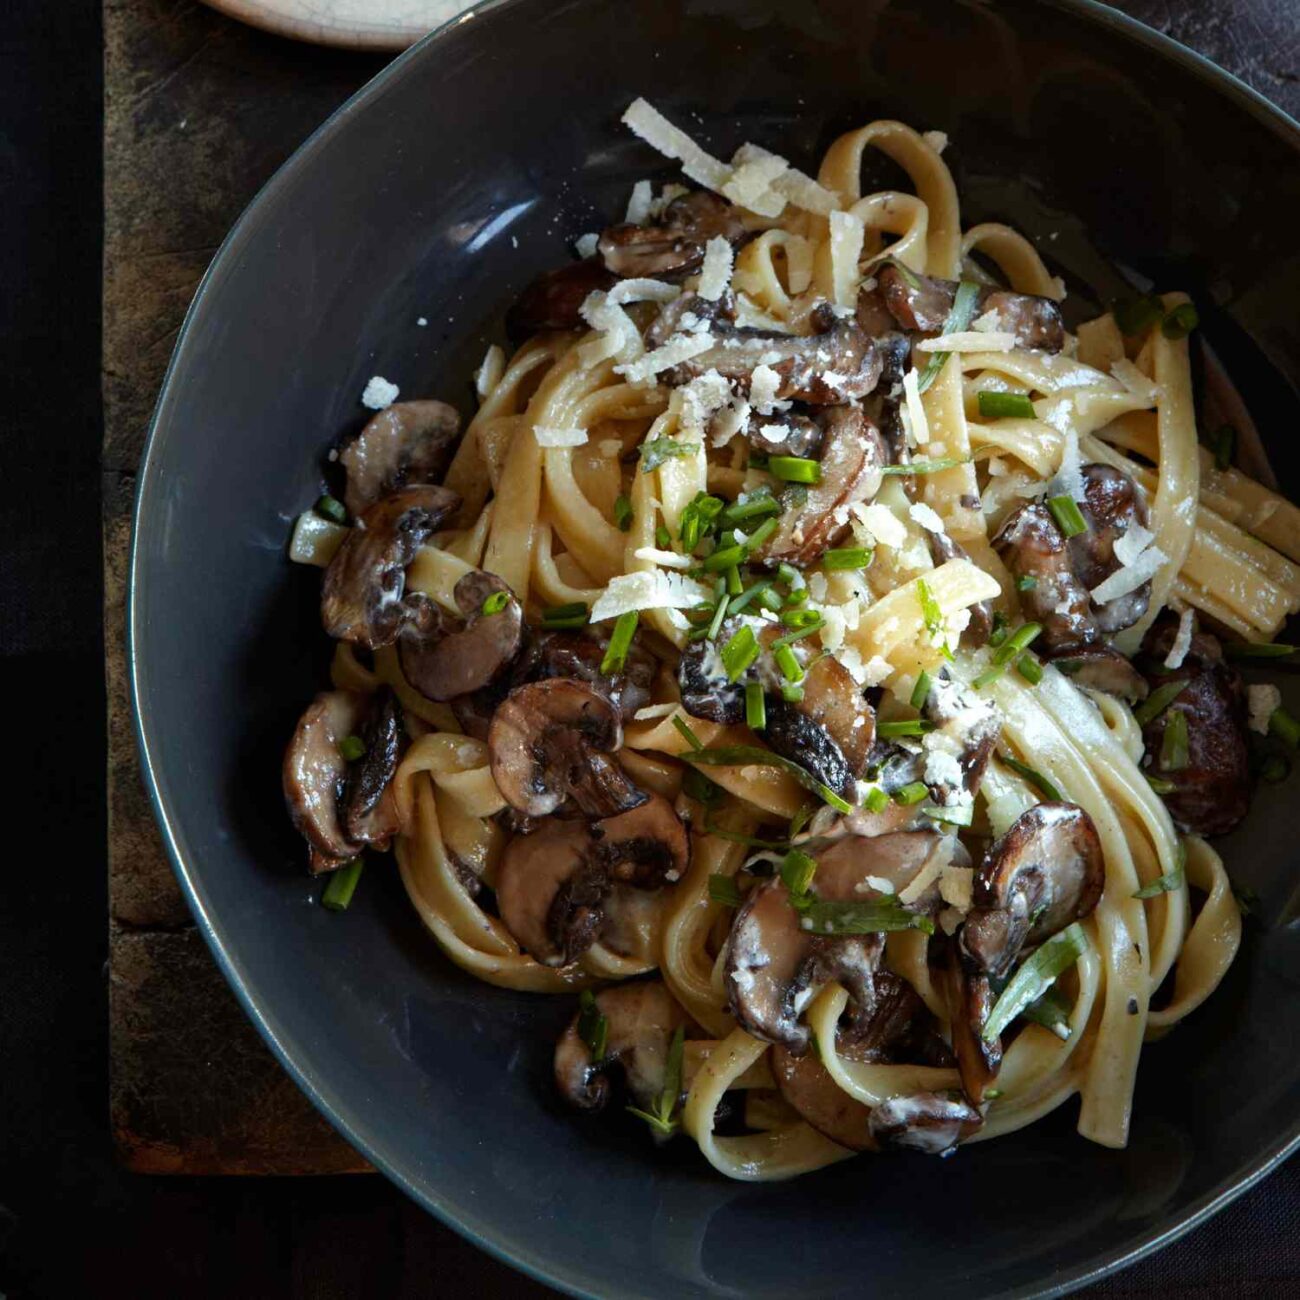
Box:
[129,1,1300,1295]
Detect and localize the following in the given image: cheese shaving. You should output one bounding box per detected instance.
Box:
[733,142,840,214]
[615,332,715,386]
[923,130,949,154]
[722,154,788,218]
[1054,426,1084,502]
[915,330,1017,352]
[608,278,680,305]
[854,501,908,549]
[828,209,865,308]
[1113,521,1156,568]
[908,502,947,534]
[749,364,782,415]
[898,837,955,905]
[625,179,653,225]
[578,291,642,366]
[901,368,930,448]
[697,236,735,301]
[621,97,731,191]
[680,369,733,428]
[573,232,600,259]
[633,702,681,722]
[1089,544,1166,603]
[360,375,399,410]
[590,569,711,621]
[533,425,588,448]
[1249,683,1281,735]
[938,865,973,912]
[1164,606,1194,670]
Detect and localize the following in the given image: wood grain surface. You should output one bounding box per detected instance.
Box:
[103,0,1300,1181]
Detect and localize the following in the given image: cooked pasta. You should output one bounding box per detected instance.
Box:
[282,99,1300,1180]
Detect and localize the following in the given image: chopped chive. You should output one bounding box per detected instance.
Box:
[678,492,724,550]
[721,625,760,682]
[1223,641,1296,659]
[769,456,821,484]
[706,578,728,641]
[1269,707,1300,749]
[922,799,974,827]
[1015,574,1038,592]
[780,849,817,899]
[682,766,721,805]
[672,714,704,751]
[1047,494,1088,538]
[823,546,873,571]
[892,781,929,806]
[780,682,805,703]
[781,608,821,631]
[772,621,823,649]
[321,859,364,911]
[1114,294,1164,337]
[708,873,744,907]
[655,522,672,549]
[718,490,779,529]
[725,565,743,597]
[639,437,696,472]
[997,752,1062,801]
[973,664,1005,690]
[703,543,746,573]
[863,786,890,814]
[542,601,589,628]
[338,734,366,762]
[727,578,773,616]
[1261,753,1291,784]
[910,670,932,711]
[988,611,1010,648]
[704,822,788,851]
[788,804,814,839]
[577,989,609,1061]
[481,589,510,616]
[1016,653,1043,685]
[991,621,1043,666]
[877,719,935,738]
[1133,679,1188,725]
[1159,709,1190,771]
[916,577,944,641]
[917,280,980,393]
[1211,424,1236,473]
[758,586,785,612]
[745,682,766,730]
[797,898,934,935]
[881,455,972,477]
[1133,844,1187,899]
[1021,986,1073,1040]
[774,643,804,683]
[627,1024,685,1136]
[613,494,634,532]
[1161,302,1199,340]
[600,610,639,675]
[983,923,1088,1040]
[742,516,779,553]
[977,391,1036,420]
[1145,773,1177,794]
[777,562,803,590]
[681,745,853,814]
[315,494,348,524]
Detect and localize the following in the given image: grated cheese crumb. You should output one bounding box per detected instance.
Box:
[616,332,715,385]
[680,369,733,428]
[749,364,782,415]
[573,232,600,259]
[939,865,973,912]
[732,142,840,214]
[1164,607,1194,671]
[697,236,735,301]
[590,569,711,621]
[922,129,949,154]
[578,291,643,366]
[608,278,680,306]
[1249,684,1282,735]
[360,375,399,410]
[854,502,908,549]
[721,153,788,218]
[533,425,588,448]
[908,502,947,534]
[624,179,653,225]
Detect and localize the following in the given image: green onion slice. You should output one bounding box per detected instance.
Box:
[910,670,932,711]
[798,898,935,936]
[1133,844,1186,899]
[977,391,1036,420]
[1161,302,1199,340]
[613,494,634,532]
[600,610,639,675]
[862,786,890,813]
[1133,678,1188,725]
[769,456,821,484]
[983,922,1088,1040]
[321,859,364,911]
[671,714,704,751]
[338,734,366,762]
[1223,641,1296,659]
[542,601,589,628]
[707,874,744,908]
[1016,654,1043,685]
[823,546,874,571]
[1047,494,1088,538]
[780,849,817,899]
[745,681,766,730]
[1159,709,1189,771]
[1269,707,1300,749]
[721,625,759,682]
[892,781,929,806]
[1114,294,1163,337]
[997,752,1063,802]
[481,590,510,616]
[314,494,348,525]
[877,718,935,738]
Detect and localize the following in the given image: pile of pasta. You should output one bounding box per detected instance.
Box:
[332,107,1300,1179]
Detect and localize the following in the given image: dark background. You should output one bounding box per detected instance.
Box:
[3,1,1300,1296]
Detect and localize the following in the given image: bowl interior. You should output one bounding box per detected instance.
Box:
[132,1,1300,1295]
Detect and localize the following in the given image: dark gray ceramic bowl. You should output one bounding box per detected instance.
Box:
[130,1,1300,1294]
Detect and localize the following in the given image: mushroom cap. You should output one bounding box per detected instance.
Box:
[645,289,735,350]
[946,944,1002,1104]
[320,485,460,649]
[770,1046,878,1151]
[505,257,616,341]
[554,981,689,1111]
[961,801,1104,978]
[869,1091,982,1155]
[757,405,887,568]
[339,687,404,848]
[283,690,366,871]
[339,400,461,518]
[591,792,689,889]
[677,636,746,725]
[1050,645,1149,702]
[399,570,524,702]
[529,628,656,721]
[744,410,826,461]
[495,819,607,966]
[488,678,646,819]
[1071,463,1152,633]
[599,190,748,280]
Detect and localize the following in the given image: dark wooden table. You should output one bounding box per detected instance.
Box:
[9,0,1300,1296]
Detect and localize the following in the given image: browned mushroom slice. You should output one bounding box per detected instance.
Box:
[592,792,690,888]
[769,1047,877,1151]
[1051,646,1149,702]
[1137,619,1250,835]
[554,981,690,1111]
[1069,464,1152,634]
[338,401,461,518]
[922,672,1000,803]
[677,635,746,724]
[746,410,825,460]
[813,830,950,912]
[495,820,607,965]
[764,654,876,801]
[321,485,460,649]
[645,289,736,350]
[340,687,404,847]
[946,944,1002,1105]
[666,315,882,406]
[488,678,647,819]
[961,802,1104,979]
[399,570,524,702]
[993,500,1098,655]
[869,1092,983,1155]
[529,628,656,721]
[757,406,887,568]
[599,190,748,280]
[876,264,1065,353]
[505,258,616,340]
[842,971,955,1067]
[284,690,366,873]
[927,532,993,645]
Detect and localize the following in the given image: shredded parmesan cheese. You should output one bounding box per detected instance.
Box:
[633,703,680,722]
[608,278,680,305]
[922,129,949,155]
[908,502,946,534]
[749,364,782,415]
[915,330,1017,352]
[1089,545,1167,603]
[697,236,735,301]
[590,570,711,621]
[578,291,642,366]
[533,425,587,448]
[938,865,973,912]
[900,367,930,448]
[898,837,955,905]
[360,375,399,410]
[722,154,788,218]
[1113,521,1156,568]
[633,546,694,570]
[573,232,599,259]
[615,332,715,385]
[624,179,653,225]
[854,501,908,549]
[1249,684,1281,735]
[732,142,840,214]
[1164,607,1194,670]
[621,97,731,191]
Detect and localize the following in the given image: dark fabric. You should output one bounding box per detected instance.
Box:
[0,0,1297,1296]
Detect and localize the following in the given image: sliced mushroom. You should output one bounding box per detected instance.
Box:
[495,820,607,966]
[764,654,876,801]
[813,830,951,912]
[528,628,655,721]
[645,288,735,350]
[745,410,826,460]
[666,313,882,406]
[338,401,460,518]
[599,190,748,280]
[993,501,1097,655]
[488,678,647,819]
[874,264,1065,354]
[1137,619,1250,835]
[757,406,887,568]
[591,792,690,888]
[554,981,690,1111]
[321,485,460,648]
[1070,464,1152,634]
[283,689,402,873]
[946,944,1002,1105]
[505,258,616,340]
[677,636,746,724]
[842,971,955,1067]
[726,878,814,1051]
[769,1047,877,1151]
[1052,646,1149,702]
[398,571,524,702]
[869,1092,983,1155]
[961,802,1104,979]
[927,532,993,645]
